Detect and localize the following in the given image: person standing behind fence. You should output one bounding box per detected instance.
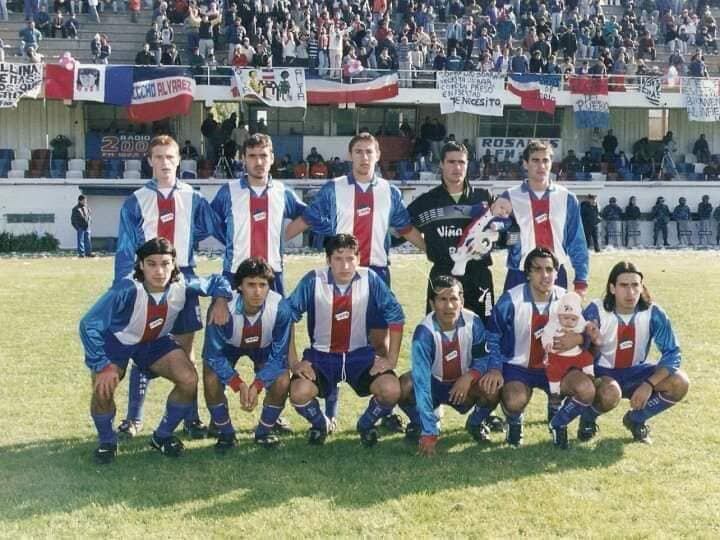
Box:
[672,197,693,247]
[601,196,623,248]
[651,196,671,247]
[624,196,642,248]
[697,195,713,247]
[71,195,93,258]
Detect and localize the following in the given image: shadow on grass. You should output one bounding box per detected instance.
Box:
[0,430,626,522]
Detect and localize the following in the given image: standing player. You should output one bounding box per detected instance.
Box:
[501,140,589,294]
[286,234,405,447]
[80,238,233,464]
[211,133,306,296]
[488,247,595,449]
[202,257,294,452]
[398,276,503,457]
[579,261,690,444]
[407,141,496,322]
[114,135,221,439]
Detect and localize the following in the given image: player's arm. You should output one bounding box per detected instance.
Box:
[254,303,293,392]
[471,316,503,395]
[582,302,603,349]
[389,187,426,251]
[282,187,309,241]
[486,295,515,368]
[209,185,229,245]
[564,194,590,293]
[650,305,682,376]
[299,182,337,235]
[113,197,141,283]
[186,273,234,325]
[370,273,405,370]
[192,190,222,243]
[202,321,244,389]
[411,326,440,455]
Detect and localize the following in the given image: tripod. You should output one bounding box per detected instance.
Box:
[214,145,234,179]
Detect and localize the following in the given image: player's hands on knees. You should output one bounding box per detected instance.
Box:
[449,373,474,405]
[554,330,583,352]
[630,382,652,410]
[480,368,503,395]
[208,298,231,326]
[292,360,316,381]
[418,435,438,457]
[94,364,120,401]
[370,355,393,376]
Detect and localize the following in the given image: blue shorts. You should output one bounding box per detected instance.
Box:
[224,270,284,296]
[301,346,391,398]
[101,333,181,376]
[430,378,473,414]
[503,264,568,293]
[596,364,657,399]
[172,267,203,335]
[503,364,550,394]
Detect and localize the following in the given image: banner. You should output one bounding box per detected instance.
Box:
[128,67,195,122]
[85,132,152,159]
[231,68,306,108]
[438,72,505,116]
[683,77,720,122]
[475,137,562,162]
[0,63,43,108]
[306,74,398,104]
[74,64,107,102]
[507,73,560,115]
[569,76,609,129]
[639,76,662,107]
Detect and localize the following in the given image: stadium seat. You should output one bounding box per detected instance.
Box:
[686,154,696,164]
[103,159,124,179]
[66,170,84,179]
[68,159,85,172]
[28,159,49,178]
[197,160,215,179]
[123,170,141,179]
[85,159,103,178]
[180,159,198,179]
[11,159,29,175]
[0,158,10,178]
[8,170,26,179]
[0,149,15,162]
[695,163,706,174]
[31,149,51,161]
[17,148,31,160]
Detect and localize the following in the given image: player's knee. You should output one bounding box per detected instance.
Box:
[596,382,621,411]
[290,379,317,403]
[665,370,690,401]
[176,366,199,391]
[501,384,528,414]
[398,372,414,403]
[202,367,224,400]
[269,372,291,399]
[574,375,596,404]
[374,375,401,405]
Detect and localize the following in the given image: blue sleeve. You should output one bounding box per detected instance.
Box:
[411,325,439,437]
[286,271,315,322]
[185,273,233,299]
[389,186,413,231]
[210,184,230,245]
[369,271,405,327]
[79,285,132,372]
[563,193,589,283]
[202,320,239,385]
[487,294,515,368]
[192,191,221,243]
[256,302,293,387]
[650,305,682,373]
[470,316,492,373]
[301,182,337,235]
[114,196,141,283]
[284,187,307,220]
[582,302,601,326]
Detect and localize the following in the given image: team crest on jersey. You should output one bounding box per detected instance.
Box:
[335,311,350,321]
[619,340,634,350]
[148,318,164,329]
[159,212,174,223]
[535,213,548,224]
[357,206,371,217]
[253,211,267,222]
[444,350,458,362]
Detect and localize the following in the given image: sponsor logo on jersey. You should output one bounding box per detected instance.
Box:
[444,350,458,361]
[535,213,548,224]
[148,318,164,329]
[357,206,371,217]
[533,328,544,339]
[437,225,463,238]
[243,335,260,344]
[253,211,267,222]
[335,311,350,321]
[159,212,174,223]
[619,340,633,350]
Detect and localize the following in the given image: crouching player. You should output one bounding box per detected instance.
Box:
[202,257,294,453]
[79,238,232,464]
[398,276,502,457]
[580,261,690,444]
[287,234,405,447]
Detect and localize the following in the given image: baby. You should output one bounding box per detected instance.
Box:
[542,291,594,404]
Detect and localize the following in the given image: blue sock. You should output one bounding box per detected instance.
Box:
[324,385,340,419]
[399,402,421,426]
[547,400,561,423]
[255,404,283,437]
[502,404,523,426]
[184,397,201,425]
[208,402,235,435]
[154,401,192,439]
[127,365,149,422]
[467,405,492,427]
[357,397,393,431]
[629,393,676,423]
[581,405,602,423]
[92,411,117,445]
[293,398,327,429]
[551,397,589,428]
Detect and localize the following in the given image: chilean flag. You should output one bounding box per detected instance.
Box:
[307,74,399,104]
[128,67,195,122]
[568,75,609,129]
[507,73,560,115]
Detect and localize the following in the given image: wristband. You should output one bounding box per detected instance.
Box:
[228,373,245,393]
[644,380,655,390]
[251,378,265,393]
[573,280,588,293]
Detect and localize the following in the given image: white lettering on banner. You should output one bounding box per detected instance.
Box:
[131,76,196,104]
[475,137,563,162]
[683,78,720,122]
[0,63,43,108]
[231,68,307,109]
[639,76,662,106]
[437,72,505,116]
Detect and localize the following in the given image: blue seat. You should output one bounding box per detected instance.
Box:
[397,160,415,182]
[103,159,124,179]
[0,149,15,162]
[50,159,67,178]
[0,158,10,178]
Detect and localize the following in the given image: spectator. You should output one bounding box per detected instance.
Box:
[34,6,50,37]
[161,44,182,65]
[26,44,43,63]
[0,0,7,22]
[91,33,102,63]
[510,47,529,73]
[180,140,199,160]
[230,123,249,158]
[135,43,156,65]
[63,13,79,40]
[19,21,41,55]
[693,134,711,164]
[580,195,601,253]
[601,196,623,247]
[672,197,693,246]
[128,0,140,23]
[624,195,642,248]
[197,15,214,59]
[650,196,671,247]
[97,34,111,64]
[71,195,93,258]
[602,129,619,158]
[704,158,720,181]
[309,159,329,179]
[226,20,245,60]
[637,30,656,60]
[581,150,600,173]
[560,149,581,180]
[698,195,713,246]
[306,147,325,166]
[200,112,220,160]
[145,22,161,64]
[88,0,100,23]
[273,154,292,179]
[184,1,200,47]
[293,159,308,179]
[160,19,175,54]
[50,134,72,160]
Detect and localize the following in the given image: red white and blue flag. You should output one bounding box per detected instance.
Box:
[507,73,560,115]
[568,75,609,129]
[128,67,195,122]
[306,74,398,104]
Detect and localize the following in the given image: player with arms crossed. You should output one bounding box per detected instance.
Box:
[80,238,232,464]
[286,234,405,447]
[398,275,503,456]
[580,261,690,444]
[501,140,589,294]
[487,247,596,448]
[114,135,221,439]
[202,257,294,453]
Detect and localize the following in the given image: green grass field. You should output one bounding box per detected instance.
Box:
[1,251,720,538]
